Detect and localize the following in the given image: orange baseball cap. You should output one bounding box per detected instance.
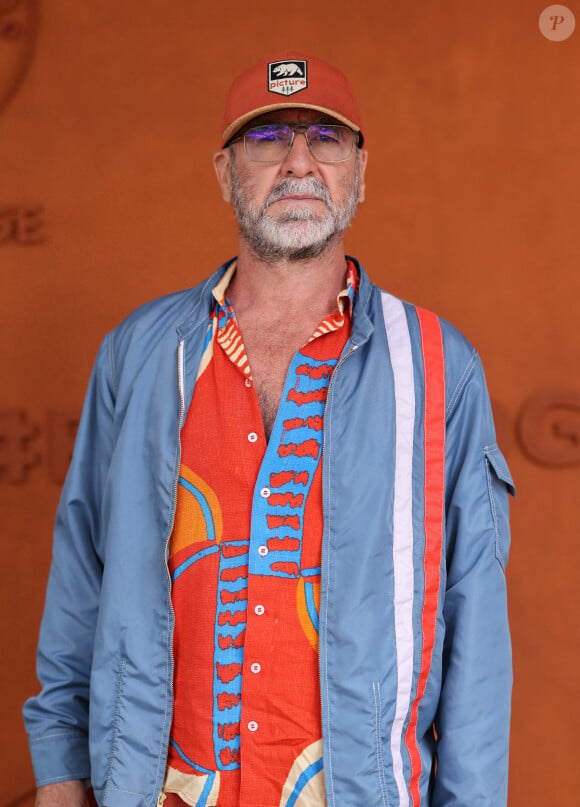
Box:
[221,51,363,146]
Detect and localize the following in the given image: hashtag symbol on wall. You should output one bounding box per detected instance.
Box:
[0,409,41,484]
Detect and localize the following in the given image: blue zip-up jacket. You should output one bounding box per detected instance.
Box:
[23,260,514,807]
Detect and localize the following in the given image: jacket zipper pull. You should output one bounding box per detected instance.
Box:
[156,792,167,806]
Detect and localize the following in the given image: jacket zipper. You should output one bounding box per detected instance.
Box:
[158,339,185,803]
[319,340,359,804]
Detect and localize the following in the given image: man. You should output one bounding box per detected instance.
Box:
[24,52,514,807]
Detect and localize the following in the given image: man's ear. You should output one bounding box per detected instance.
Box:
[357,149,368,204]
[213,149,233,203]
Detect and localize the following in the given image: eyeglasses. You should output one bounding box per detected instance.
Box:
[230,123,359,163]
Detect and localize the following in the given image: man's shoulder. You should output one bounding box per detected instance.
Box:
[366,279,477,365]
[364,277,481,412]
[113,285,200,336]
[108,262,231,351]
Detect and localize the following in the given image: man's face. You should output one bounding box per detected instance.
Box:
[214,109,367,262]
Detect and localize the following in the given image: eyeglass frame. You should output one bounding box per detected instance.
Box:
[226,121,361,164]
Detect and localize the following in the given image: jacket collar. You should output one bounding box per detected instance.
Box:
[175,258,235,342]
[347,255,375,348]
[176,255,376,345]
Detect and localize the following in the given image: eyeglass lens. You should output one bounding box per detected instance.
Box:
[243,124,355,163]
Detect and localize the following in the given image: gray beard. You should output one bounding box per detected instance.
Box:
[229,151,361,263]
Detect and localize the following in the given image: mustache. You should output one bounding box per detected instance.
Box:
[262,178,332,212]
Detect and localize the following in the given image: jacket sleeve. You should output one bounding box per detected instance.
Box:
[432,350,514,806]
[22,333,116,786]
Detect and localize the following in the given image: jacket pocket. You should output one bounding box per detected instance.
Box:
[483,443,515,570]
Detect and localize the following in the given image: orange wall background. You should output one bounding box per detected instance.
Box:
[1,1,579,804]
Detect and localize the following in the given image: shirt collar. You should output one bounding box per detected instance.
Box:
[212,261,237,308]
[337,260,358,316]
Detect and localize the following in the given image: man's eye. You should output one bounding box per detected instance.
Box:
[311,127,341,144]
[248,127,285,143]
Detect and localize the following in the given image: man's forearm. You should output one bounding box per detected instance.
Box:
[35,780,87,807]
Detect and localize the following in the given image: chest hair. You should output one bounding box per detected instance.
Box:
[240,318,320,440]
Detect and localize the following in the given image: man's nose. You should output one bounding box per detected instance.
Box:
[281,132,316,175]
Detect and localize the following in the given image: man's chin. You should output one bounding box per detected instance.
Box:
[249,229,340,263]
[274,217,335,241]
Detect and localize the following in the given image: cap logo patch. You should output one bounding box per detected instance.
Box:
[268,60,308,96]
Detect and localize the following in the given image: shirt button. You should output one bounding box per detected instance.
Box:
[248,432,258,443]
[250,662,261,674]
[254,604,265,616]
[245,378,252,388]
[260,487,271,498]
[258,545,268,557]
[248,720,259,732]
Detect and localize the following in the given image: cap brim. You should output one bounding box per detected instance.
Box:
[222,103,362,146]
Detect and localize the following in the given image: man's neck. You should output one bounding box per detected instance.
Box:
[227,239,349,321]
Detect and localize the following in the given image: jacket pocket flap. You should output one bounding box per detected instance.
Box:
[484,444,515,497]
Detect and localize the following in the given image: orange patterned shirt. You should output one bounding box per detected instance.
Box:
[162,261,357,807]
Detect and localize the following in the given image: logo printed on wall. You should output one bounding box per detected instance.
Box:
[268,59,308,96]
[0,0,39,114]
[0,204,46,245]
